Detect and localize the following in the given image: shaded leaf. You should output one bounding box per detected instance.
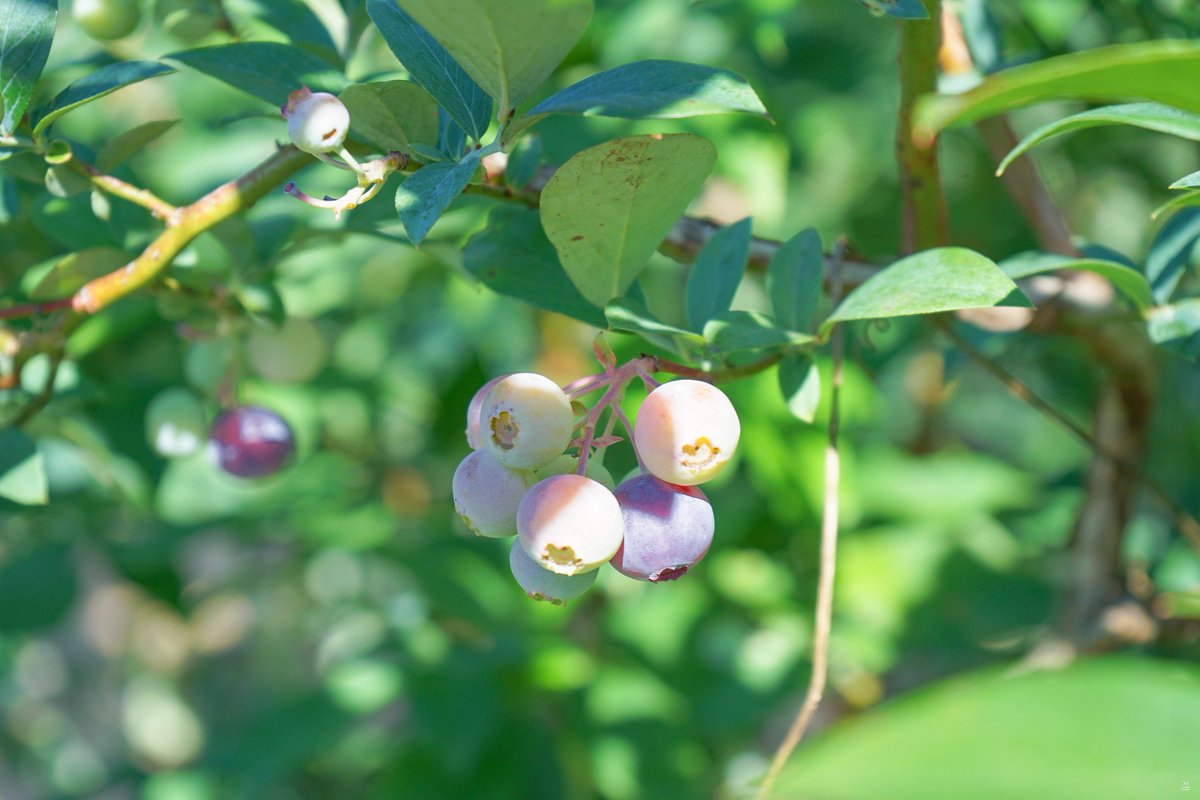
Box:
[394,152,479,244]
[505,133,541,189]
[686,217,751,332]
[1152,190,1200,221]
[825,247,1029,332]
[915,41,1200,144]
[32,61,175,138]
[229,0,339,61]
[339,81,438,153]
[998,103,1200,175]
[1146,207,1200,303]
[703,310,814,356]
[395,0,591,111]
[463,206,605,327]
[778,354,820,423]
[767,227,824,332]
[167,43,347,106]
[540,134,715,308]
[517,60,768,138]
[1170,170,1200,190]
[605,297,702,355]
[999,251,1153,310]
[0,429,48,506]
[0,0,56,136]
[779,657,1200,800]
[366,0,491,140]
[98,119,178,172]
[1147,299,1200,361]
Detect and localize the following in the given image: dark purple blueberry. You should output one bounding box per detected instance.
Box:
[611,473,715,582]
[207,405,295,478]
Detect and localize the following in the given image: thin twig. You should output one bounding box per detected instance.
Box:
[758,242,847,799]
[69,160,178,220]
[5,348,63,429]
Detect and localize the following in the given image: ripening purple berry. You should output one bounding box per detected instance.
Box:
[465,374,510,450]
[611,474,714,582]
[207,405,295,478]
[518,474,624,575]
[481,373,574,470]
[508,539,597,605]
[633,380,740,485]
[452,449,535,538]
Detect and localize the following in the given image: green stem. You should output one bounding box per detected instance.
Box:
[897,0,948,253]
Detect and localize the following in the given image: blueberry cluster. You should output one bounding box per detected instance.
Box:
[453,371,741,604]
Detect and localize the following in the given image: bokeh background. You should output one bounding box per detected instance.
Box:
[2,0,1200,798]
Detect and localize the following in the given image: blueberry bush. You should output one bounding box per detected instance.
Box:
[1,0,1199,798]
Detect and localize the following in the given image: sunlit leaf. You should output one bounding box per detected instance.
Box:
[33,61,175,138]
[0,0,56,136]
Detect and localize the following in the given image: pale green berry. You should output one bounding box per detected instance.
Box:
[452,449,535,538]
[284,89,350,155]
[481,372,574,470]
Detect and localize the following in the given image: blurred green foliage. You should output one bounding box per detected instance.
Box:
[1,1,1199,799]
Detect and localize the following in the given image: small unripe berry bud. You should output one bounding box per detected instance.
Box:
[283,88,350,155]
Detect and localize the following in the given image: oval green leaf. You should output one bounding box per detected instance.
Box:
[998,103,1200,175]
[167,43,347,106]
[702,310,814,356]
[824,247,1030,332]
[686,217,751,332]
[778,657,1200,800]
[339,81,439,153]
[999,251,1153,310]
[395,152,479,244]
[0,0,56,136]
[914,41,1200,146]
[32,61,176,139]
[540,134,716,308]
[767,227,825,333]
[395,0,592,112]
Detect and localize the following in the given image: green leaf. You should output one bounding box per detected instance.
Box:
[1147,299,1200,360]
[998,103,1200,175]
[686,217,751,332]
[778,657,1200,800]
[31,247,128,299]
[0,428,48,505]
[703,310,814,355]
[0,545,76,632]
[605,297,703,355]
[229,0,339,61]
[167,43,347,106]
[97,119,178,172]
[540,134,716,308]
[778,354,820,423]
[1146,207,1200,303]
[851,0,929,19]
[366,0,492,141]
[1152,190,1200,221]
[999,251,1153,310]
[1170,169,1200,190]
[767,227,824,333]
[517,60,768,137]
[32,61,176,139]
[463,206,605,327]
[825,247,1030,332]
[395,0,592,112]
[339,81,438,153]
[914,41,1200,145]
[0,0,56,136]
[394,152,479,244]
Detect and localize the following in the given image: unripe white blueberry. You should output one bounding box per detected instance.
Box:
[518,474,624,575]
[452,449,535,538]
[481,372,574,470]
[283,88,350,155]
[508,539,597,605]
[633,380,740,485]
[465,374,510,450]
